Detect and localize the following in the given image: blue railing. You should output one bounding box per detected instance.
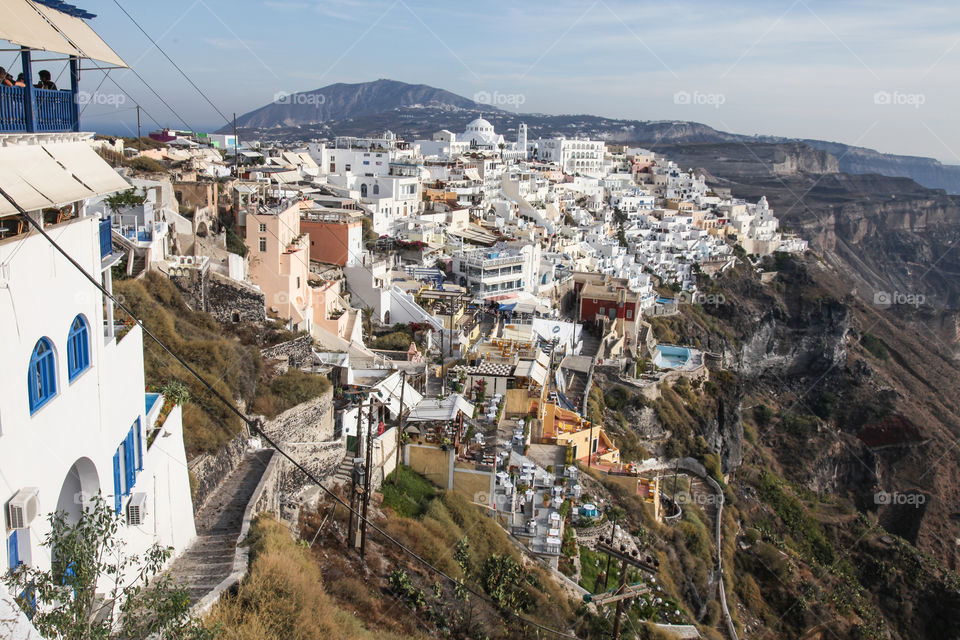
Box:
[0,85,27,131]
[99,219,113,260]
[0,85,77,133]
[34,88,75,132]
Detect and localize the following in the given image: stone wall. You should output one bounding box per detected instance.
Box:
[260,390,342,498]
[207,272,264,323]
[167,267,264,324]
[188,429,248,512]
[259,335,314,369]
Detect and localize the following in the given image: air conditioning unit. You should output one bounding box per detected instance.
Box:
[126,493,148,526]
[6,487,39,530]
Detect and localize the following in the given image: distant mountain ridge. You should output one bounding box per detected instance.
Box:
[228,79,960,194]
[233,79,495,129]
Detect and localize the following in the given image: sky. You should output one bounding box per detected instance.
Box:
[24,0,960,162]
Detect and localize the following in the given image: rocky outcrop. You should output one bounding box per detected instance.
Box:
[702,388,744,473]
[739,298,851,378]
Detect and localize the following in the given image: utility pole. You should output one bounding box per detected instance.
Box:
[595,537,659,640]
[136,106,141,154]
[394,370,406,486]
[360,398,375,559]
[233,112,239,178]
[611,556,630,640]
[347,401,363,549]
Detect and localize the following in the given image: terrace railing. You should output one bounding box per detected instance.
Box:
[0,85,77,133]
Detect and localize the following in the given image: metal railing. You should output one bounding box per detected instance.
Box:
[0,85,77,133]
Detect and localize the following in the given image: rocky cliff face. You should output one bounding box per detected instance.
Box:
[739,297,851,379]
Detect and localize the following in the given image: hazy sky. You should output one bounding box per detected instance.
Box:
[29,0,959,161]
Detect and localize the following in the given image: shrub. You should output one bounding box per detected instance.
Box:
[753,404,774,427]
[128,156,167,173]
[860,332,889,360]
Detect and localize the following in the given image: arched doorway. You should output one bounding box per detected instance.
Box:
[56,458,100,525]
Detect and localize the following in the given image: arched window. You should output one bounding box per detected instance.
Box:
[28,338,57,413]
[67,315,90,381]
[373,184,380,195]
[360,183,368,198]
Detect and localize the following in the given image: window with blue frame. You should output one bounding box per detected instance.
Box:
[28,338,57,414]
[66,315,90,381]
[112,419,143,513]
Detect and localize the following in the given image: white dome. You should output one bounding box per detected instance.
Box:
[466,117,494,131]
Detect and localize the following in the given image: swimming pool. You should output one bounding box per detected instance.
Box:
[653,345,691,369]
[145,392,161,414]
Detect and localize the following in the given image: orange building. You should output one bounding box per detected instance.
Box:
[299,209,363,266]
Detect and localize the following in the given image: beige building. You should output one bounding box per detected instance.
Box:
[244,201,314,330]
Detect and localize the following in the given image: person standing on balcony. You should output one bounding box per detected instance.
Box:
[0,68,13,87]
[34,70,57,90]
[14,74,25,88]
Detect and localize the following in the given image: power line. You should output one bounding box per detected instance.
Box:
[111,0,232,128]
[0,188,577,640]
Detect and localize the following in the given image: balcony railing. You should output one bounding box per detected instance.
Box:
[0,85,77,133]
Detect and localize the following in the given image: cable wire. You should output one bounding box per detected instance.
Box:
[0,188,578,639]
[111,0,232,128]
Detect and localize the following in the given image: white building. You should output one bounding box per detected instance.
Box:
[0,136,196,585]
[535,137,605,175]
[451,243,542,300]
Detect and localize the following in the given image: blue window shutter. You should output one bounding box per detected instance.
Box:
[124,430,135,494]
[27,365,37,412]
[135,419,143,471]
[112,451,122,512]
[7,530,19,568]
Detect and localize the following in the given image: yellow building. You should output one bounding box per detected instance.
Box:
[539,402,619,465]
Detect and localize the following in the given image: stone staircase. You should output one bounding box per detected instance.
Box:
[167,449,273,605]
[331,454,356,487]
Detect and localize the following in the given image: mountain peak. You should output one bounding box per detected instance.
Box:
[234,79,487,129]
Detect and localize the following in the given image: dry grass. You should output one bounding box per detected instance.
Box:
[206,516,418,640]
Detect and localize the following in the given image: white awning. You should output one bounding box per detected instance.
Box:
[42,142,129,195]
[0,0,83,58]
[272,170,300,184]
[12,144,94,204]
[0,1,125,67]
[0,141,126,216]
[0,160,55,216]
[33,4,127,68]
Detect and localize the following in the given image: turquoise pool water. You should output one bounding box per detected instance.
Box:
[145,392,161,414]
[654,345,691,369]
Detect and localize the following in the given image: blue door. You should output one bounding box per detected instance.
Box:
[7,530,20,569]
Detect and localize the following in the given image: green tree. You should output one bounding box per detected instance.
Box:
[3,494,213,640]
[103,188,146,214]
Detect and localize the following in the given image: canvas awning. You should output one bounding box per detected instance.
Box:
[0,141,128,216]
[33,3,127,67]
[0,0,83,58]
[0,0,127,67]
[43,142,129,195]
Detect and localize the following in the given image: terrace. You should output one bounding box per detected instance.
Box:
[0,1,127,134]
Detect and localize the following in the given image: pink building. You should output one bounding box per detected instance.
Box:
[244,201,314,330]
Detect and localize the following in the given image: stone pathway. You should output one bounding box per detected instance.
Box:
[167,449,273,605]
